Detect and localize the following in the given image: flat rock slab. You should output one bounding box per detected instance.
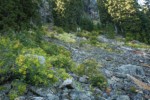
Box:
[117,64,145,77]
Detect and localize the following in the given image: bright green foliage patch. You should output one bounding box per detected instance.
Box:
[0,29,74,87]
[55,33,76,43]
[77,30,99,45]
[8,90,18,100]
[73,59,100,76]
[40,41,71,56]
[15,48,56,85]
[125,42,150,49]
[50,54,75,71]
[55,68,71,80]
[129,86,137,93]
[44,25,76,43]
[0,37,22,75]
[72,59,107,89]
[0,86,6,91]
[8,80,27,100]
[90,74,107,89]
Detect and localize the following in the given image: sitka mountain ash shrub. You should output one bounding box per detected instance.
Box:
[8,80,27,100]
[73,59,100,76]
[50,54,74,71]
[40,41,71,56]
[0,34,72,86]
[15,47,72,85]
[0,36,23,83]
[72,59,107,89]
[90,74,107,89]
[15,47,57,85]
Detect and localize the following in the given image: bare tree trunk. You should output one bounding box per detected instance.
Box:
[114,24,118,34]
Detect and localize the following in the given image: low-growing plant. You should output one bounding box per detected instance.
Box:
[77,30,99,45]
[12,28,44,47]
[55,68,71,80]
[0,36,22,83]
[125,32,134,42]
[72,59,107,89]
[8,80,27,100]
[8,90,18,100]
[125,42,150,49]
[73,59,99,76]
[102,24,115,39]
[0,86,6,91]
[90,74,107,89]
[76,30,90,38]
[53,26,64,34]
[50,54,74,71]
[80,16,94,31]
[55,33,76,43]
[89,36,98,45]
[40,41,71,56]
[130,86,137,93]
[12,80,27,95]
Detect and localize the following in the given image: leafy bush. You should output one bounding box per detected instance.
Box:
[53,26,64,34]
[0,36,22,83]
[8,80,27,100]
[15,29,44,47]
[77,31,99,45]
[0,0,41,32]
[50,54,74,72]
[73,59,99,76]
[40,41,71,56]
[72,59,107,89]
[104,24,115,39]
[55,33,76,43]
[129,86,137,93]
[80,17,94,31]
[52,0,83,31]
[55,68,71,80]
[125,32,135,42]
[125,32,150,44]
[0,29,73,86]
[89,31,99,44]
[90,37,97,45]
[15,48,57,85]
[8,90,18,100]
[90,74,107,89]
[76,30,91,38]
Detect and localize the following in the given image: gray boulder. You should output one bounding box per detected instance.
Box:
[29,86,52,97]
[59,79,74,89]
[30,97,44,100]
[15,96,26,100]
[47,94,59,100]
[98,36,109,43]
[117,64,145,76]
[70,91,92,100]
[117,95,130,100]
[79,75,88,83]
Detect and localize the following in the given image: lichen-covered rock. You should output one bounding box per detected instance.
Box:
[70,90,93,100]
[15,96,26,100]
[117,64,145,76]
[59,79,74,89]
[29,86,53,97]
[79,75,88,83]
[117,95,130,100]
[47,94,59,100]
